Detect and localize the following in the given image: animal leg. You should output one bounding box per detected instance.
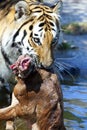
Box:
[0,93,19,119]
[32,123,40,130]
[6,120,15,130]
[0,93,19,130]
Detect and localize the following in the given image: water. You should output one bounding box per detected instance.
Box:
[61,0,87,24]
[62,81,87,130]
[58,0,87,128]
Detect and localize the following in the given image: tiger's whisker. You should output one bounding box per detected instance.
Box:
[54,63,64,80]
[55,68,64,80]
[54,61,75,81]
[60,61,75,68]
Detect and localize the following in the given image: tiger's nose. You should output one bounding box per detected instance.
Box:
[41,60,53,68]
[41,62,54,72]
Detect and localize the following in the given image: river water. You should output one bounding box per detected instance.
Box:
[62,80,87,130]
[60,0,87,129]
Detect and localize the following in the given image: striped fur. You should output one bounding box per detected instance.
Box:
[0,0,62,90]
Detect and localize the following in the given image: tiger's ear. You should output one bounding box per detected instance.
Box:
[52,0,62,14]
[15,1,29,21]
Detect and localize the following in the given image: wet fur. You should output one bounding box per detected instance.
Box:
[0,69,65,130]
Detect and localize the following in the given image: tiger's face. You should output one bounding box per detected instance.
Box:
[28,17,58,68]
[2,1,62,70]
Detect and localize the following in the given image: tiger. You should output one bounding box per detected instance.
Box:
[0,0,62,102]
[0,0,62,94]
[0,0,63,129]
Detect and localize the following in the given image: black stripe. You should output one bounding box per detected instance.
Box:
[45,11,52,13]
[29,25,33,30]
[28,40,32,47]
[21,30,27,45]
[39,22,45,27]
[13,19,30,42]
[49,22,54,26]
[37,15,43,20]
[39,28,43,31]
[52,28,56,31]
[46,15,53,20]
[13,30,19,42]
[30,32,32,37]
[34,34,38,36]
[34,10,42,13]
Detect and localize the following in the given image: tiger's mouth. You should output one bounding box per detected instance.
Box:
[10,54,53,78]
[10,55,34,78]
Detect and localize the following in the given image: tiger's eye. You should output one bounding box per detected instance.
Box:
[34,38,40,43]
[32,37,41,46]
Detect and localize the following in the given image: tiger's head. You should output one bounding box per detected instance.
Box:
[2,0,62,71]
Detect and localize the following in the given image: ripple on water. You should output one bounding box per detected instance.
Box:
[62,84,87,130]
